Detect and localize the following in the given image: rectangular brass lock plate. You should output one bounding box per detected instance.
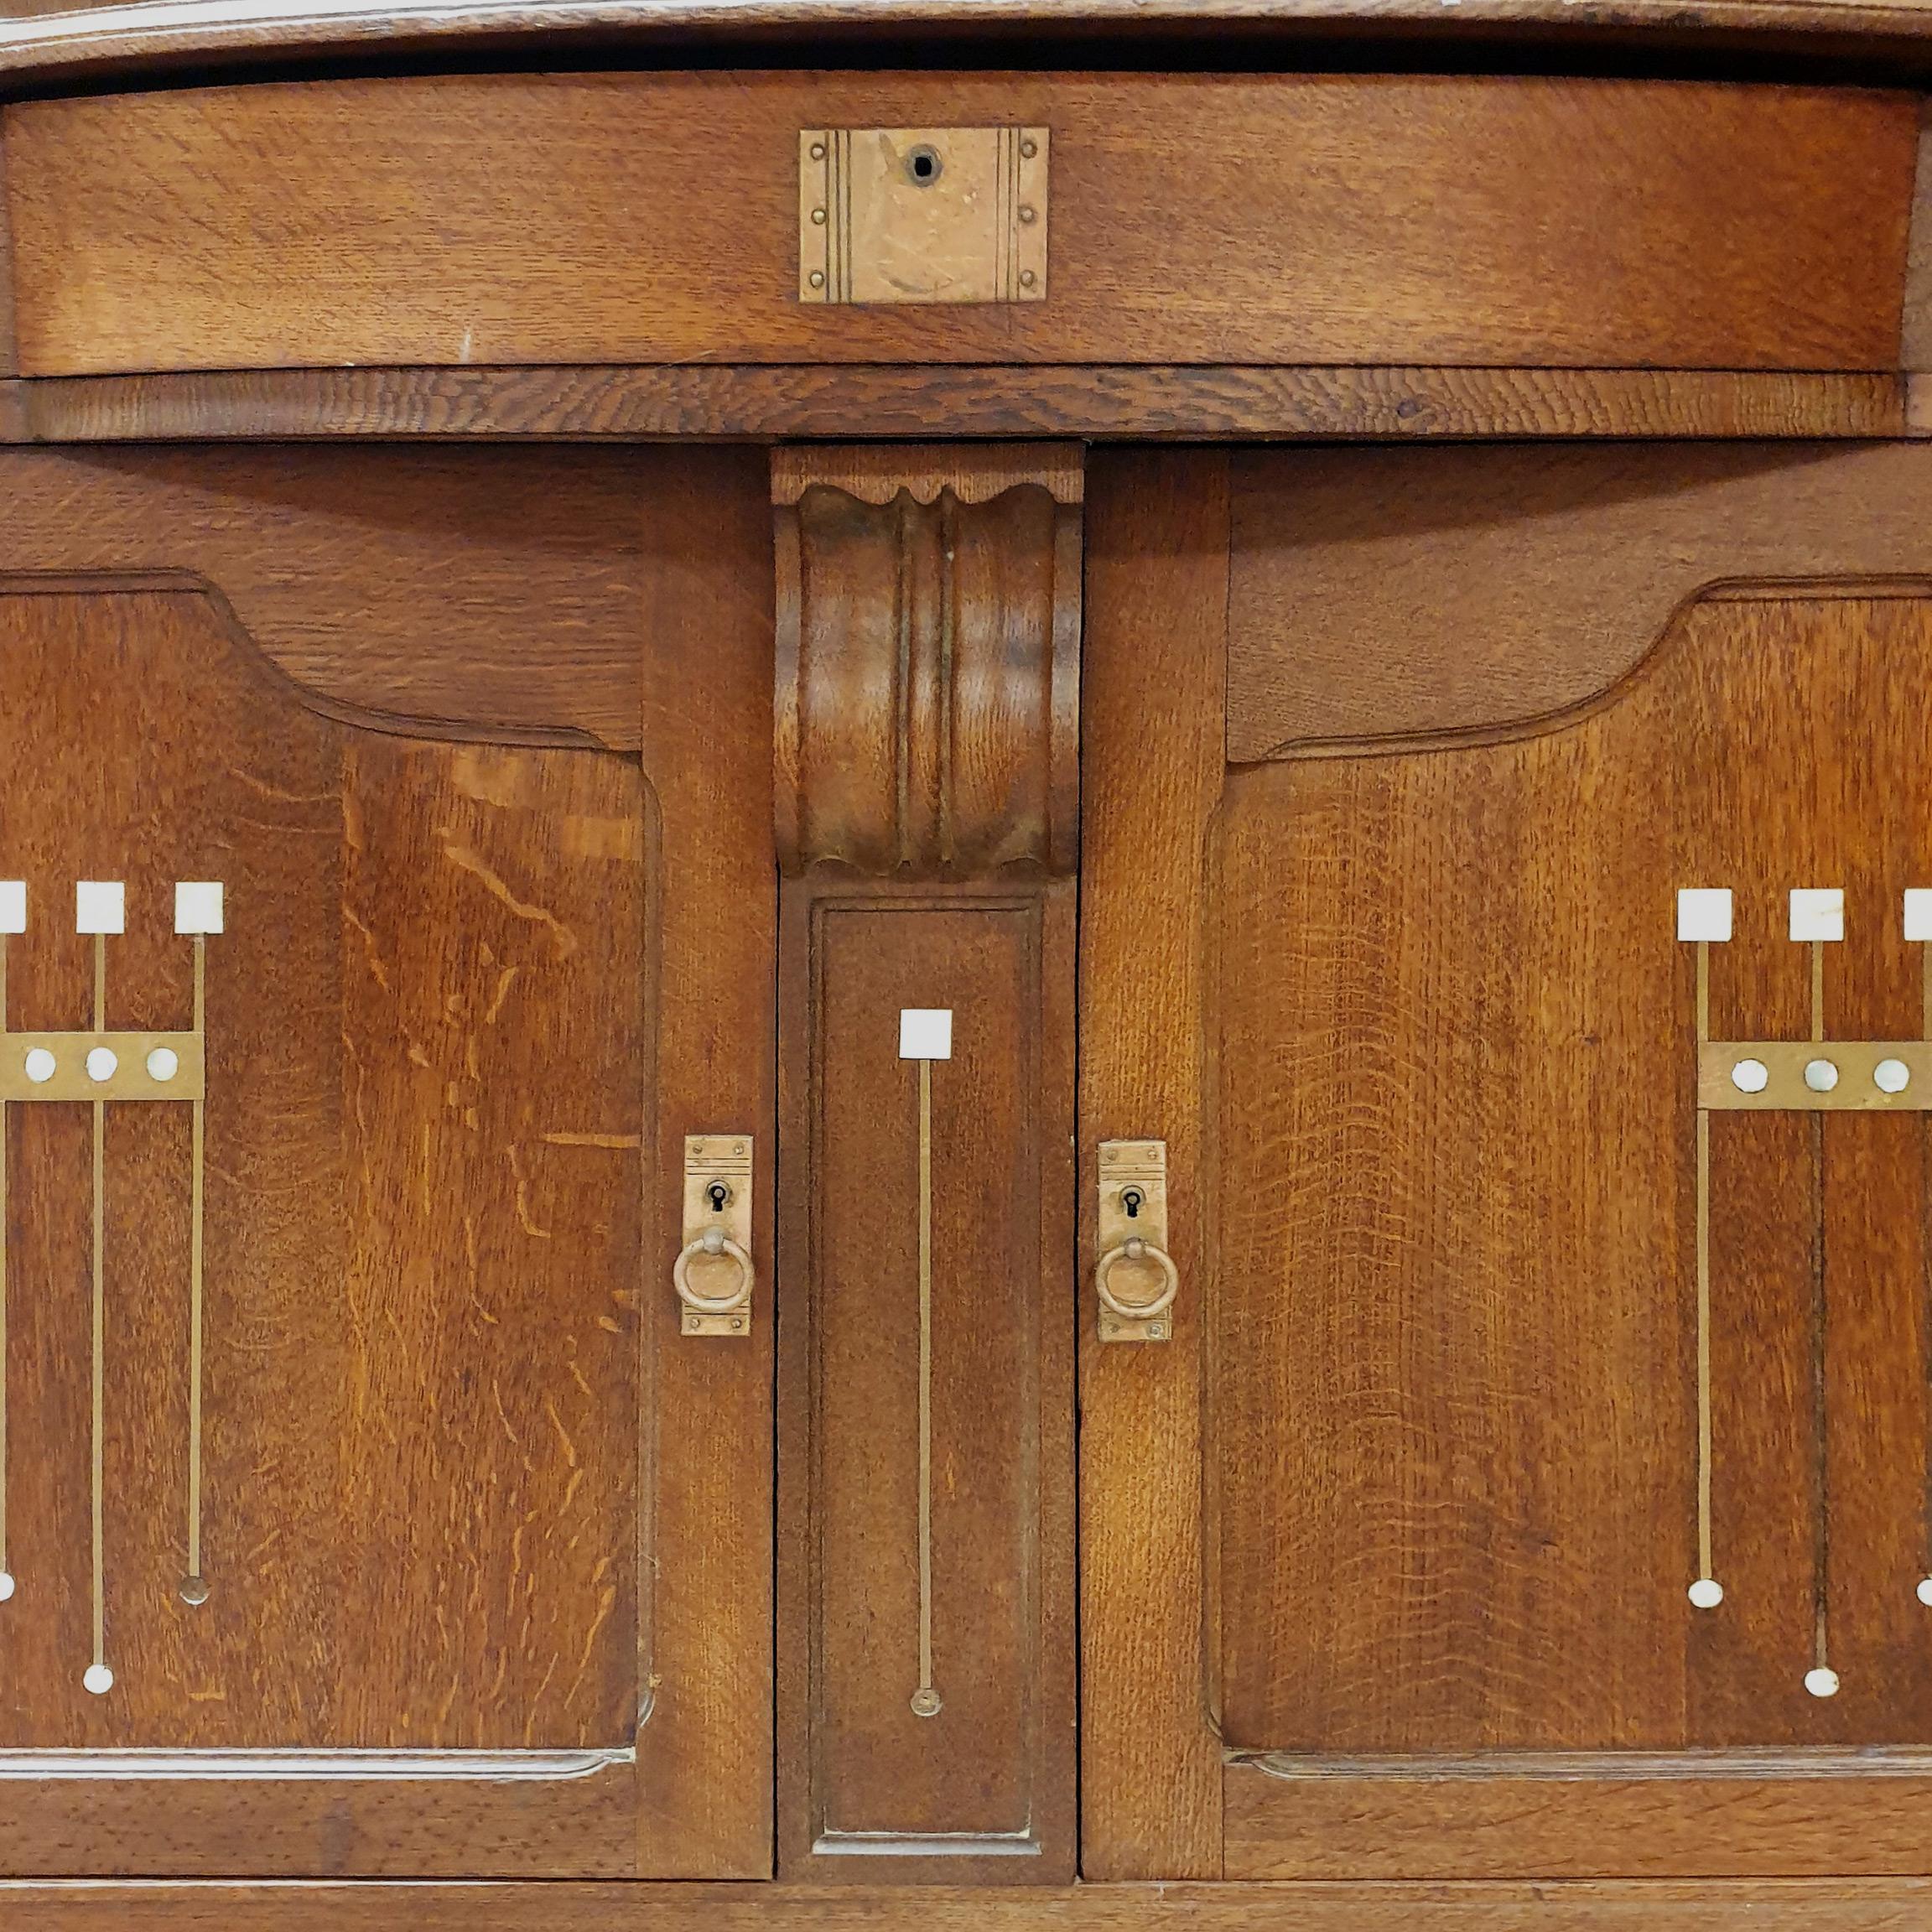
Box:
[678,1135,755,1337]
[1097,1140,1175,1344]
[799,127,1048,305]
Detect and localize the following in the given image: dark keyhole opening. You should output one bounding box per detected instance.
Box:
[1122,1188,1144,1219]
[706,1182,730,1213]
[906,144,943,187]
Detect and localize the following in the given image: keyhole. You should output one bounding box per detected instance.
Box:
[906,143,943,187]
[706,1182,730,1213]
[1121,1188,1144,1219]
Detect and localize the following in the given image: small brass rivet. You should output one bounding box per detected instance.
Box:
[808,272,825,288]
[733,1141,745,1155]
[1021,138,1038,158]
[810,142,826,159]
[811,206,827,226]
[1020,269,1036,288]
[1020,205,1037,224]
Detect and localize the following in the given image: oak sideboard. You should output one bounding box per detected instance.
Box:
[0,4,1928,1925]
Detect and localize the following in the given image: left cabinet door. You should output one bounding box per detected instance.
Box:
[0,446,776,1877]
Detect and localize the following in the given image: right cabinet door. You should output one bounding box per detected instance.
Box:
[1078,443,1932,1882]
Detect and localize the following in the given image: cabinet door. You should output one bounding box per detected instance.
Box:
[1081,444,1932,1881]
[0,447,774,1877]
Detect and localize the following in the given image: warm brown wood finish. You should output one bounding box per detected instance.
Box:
[1209,591,1932,1869]
[777,882,1078,1878]
[4,75,1914,377]
[11,1877,1932,1929]
[0,583,644,1871]
[0,447,649,749]
[774,447,1079,880]
[1228,444,1932,761]
[631,445,776,1877]
[774,446,1078,1879]
[1078,451,1228,1882]
[0,368,1906,446]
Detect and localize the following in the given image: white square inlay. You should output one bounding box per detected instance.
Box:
[898,1009,953,1061]
[1675,888,1733,943]
[1906,890,1932,943]
[0,883,25,936]
[75,881,125,936]
[1789,888,1844,943]
[174,881,225,936]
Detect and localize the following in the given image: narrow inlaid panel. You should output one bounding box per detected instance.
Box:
[1212,593,1932,1761]
[776,889,1076,1880]
[4,74,1913,375]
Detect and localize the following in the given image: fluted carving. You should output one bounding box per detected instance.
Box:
[773,444,1082,879]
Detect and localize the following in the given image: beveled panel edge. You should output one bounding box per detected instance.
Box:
[0,1747,635,1780]
[0,367,1906,444]
[1240,1747,1932,1779]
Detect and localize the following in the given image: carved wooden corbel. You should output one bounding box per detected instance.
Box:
[771,443,1083,1875]
[772,443,1082,879]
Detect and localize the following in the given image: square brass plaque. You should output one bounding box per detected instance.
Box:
[798,126,1049,305]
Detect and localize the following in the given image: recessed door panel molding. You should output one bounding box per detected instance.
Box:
[772,444,1079,1881]
[0,444,780,1881]
[1077,446,1932,1884]
[0,582,647,1872]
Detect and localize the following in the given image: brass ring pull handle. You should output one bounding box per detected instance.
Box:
[673,1228,755,1315]
[1094,1236,1180,1322]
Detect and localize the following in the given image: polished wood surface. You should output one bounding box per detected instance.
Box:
[631,445,776,1877]
[1210,591,1932,1867]
[775,447,1079,880]
[0,448,652,750]
[4,75,1912,377]
[776,883,1077,1879]
[0,367,1906,446]
[0,583,644,1872]
[774,448,1078,1878]
[1228,444,1932,761]
[1077,450,1229,1882]
[13,1877,1932,1929]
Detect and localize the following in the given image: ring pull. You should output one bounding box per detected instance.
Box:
[1094,1236,1181,1322]
[674,1228,755,1314]
[1096,1140,1176,1343]
[678,1135,755,1336]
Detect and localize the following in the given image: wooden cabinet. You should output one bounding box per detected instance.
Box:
[5,13,1932,1924]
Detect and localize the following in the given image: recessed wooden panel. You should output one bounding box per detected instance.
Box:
[1228,444,1932,762]
[0,585,647,1872]
[4,74,1913,376]
[0,447,652,749]
[776,886,1076,1879]
[1212,594,1932,1779]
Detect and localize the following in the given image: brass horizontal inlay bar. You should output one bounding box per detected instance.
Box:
[1700,1039,1932,1110]
[0,1029,202,1102]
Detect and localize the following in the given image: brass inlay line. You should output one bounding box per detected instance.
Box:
[1811,1105,1832,1690]
[1811,938,1826,1042]
[1696,940,1713,1588]
[184,935,206,1602]
[90,933,106,1681]
[911,1055,940,1721]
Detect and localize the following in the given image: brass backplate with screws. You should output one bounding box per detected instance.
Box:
[798,127,1049,305]
[1096,1140,1176,1344]
[678,1135,755,1337]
